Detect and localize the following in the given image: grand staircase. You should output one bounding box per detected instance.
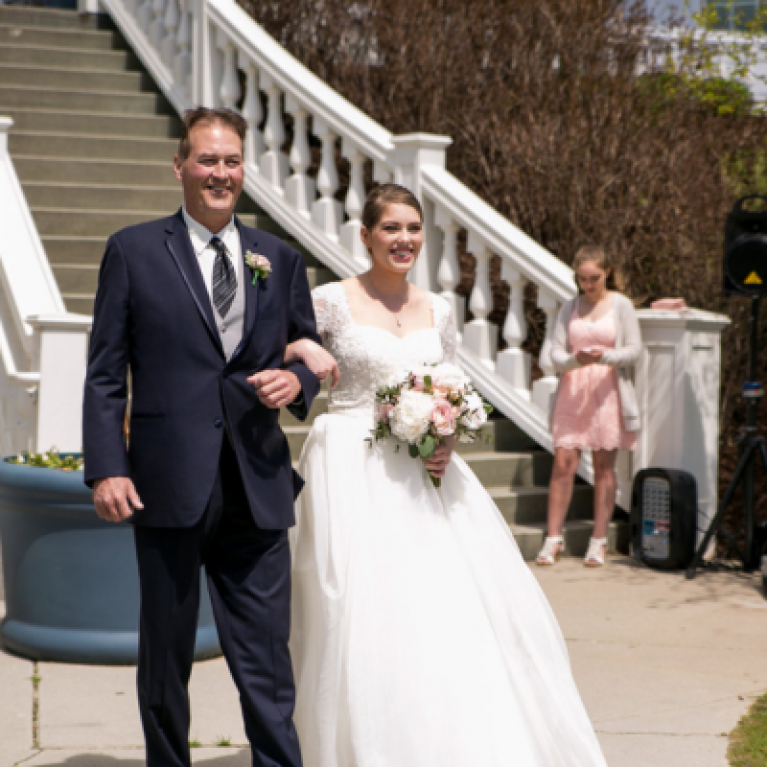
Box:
[0,3,627,560]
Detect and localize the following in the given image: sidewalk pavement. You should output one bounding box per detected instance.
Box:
[1,556,764,767]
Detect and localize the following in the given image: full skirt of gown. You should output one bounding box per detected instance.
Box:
[290,409,608,767]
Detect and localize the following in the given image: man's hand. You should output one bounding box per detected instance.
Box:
[93,477,143,523]
[423,435,457,480]
[247,369,301,408]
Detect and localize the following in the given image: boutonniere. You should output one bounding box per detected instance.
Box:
[244,251,272,286]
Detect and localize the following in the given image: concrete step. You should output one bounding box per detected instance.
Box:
[43,236,106,265]
[23,182,184,211]
[0,7,114,31]
[32,208,178,237]
[0,84,170,114]
[0,62,147,93]
[53,264,99,295]
[2,107,179,138]
[511,519,630,562]
[0,23,121,51]
[10,131,177,162]
[13,155,176,185]
[0,42,136,71]
[305,266,335,291]
[63,295,95,315]
[490,485,593,525]
[462,451,552,490]
[279,392,328,428]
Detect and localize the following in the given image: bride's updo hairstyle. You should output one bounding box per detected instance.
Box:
[361,183,424,232]
[573,244,626,293]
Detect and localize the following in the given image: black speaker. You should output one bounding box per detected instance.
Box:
[723,195,767,297]
[630,468,698,570]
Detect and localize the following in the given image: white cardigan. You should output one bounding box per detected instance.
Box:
[550,292,642,433]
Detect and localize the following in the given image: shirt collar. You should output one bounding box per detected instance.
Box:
[182,207,238,257]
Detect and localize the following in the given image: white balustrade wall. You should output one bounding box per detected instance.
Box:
[0,118,92,457]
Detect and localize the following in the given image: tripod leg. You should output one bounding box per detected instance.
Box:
[686,440,760,579]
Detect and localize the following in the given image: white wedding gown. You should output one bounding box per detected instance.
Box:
[290,282,607,767]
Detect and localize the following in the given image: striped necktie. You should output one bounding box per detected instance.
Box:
[210,236,237,319]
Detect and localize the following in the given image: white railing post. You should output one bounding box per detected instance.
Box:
[496,263,530,395]
[284,97,315,220]
[239,54,263,166]
[532,290,560,416]
[161,0,180,69]
[190,0,214,106]
[434,207,464,333]
[391,134,452,291]
[174,0,193,100]
[312,119,342,241]
[340,141,368,269]
[27,316,92,455]
[259,72,288,189]
[462,233,497,367]
[149,0,167,50]
[137,0,153,35]
[216,29,241,110]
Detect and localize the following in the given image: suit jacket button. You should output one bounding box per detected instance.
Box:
[214,419,223,428]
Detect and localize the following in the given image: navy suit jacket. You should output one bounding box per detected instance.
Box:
[83,208,322,529]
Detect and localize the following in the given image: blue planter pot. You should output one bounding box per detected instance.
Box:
[0,458,220,664]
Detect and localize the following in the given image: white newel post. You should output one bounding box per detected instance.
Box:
[634,309,730,549]
[462,233,497,368]
[496,263,530,395]
[532,290,560,415]
[27,316,92,455]
[391,134,452,291]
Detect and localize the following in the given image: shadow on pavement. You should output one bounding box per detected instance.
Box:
[33,752,249,766]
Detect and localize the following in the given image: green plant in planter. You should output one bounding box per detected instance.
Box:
[8,449,83,471]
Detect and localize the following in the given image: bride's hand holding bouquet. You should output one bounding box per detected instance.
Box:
[369,363,492,487]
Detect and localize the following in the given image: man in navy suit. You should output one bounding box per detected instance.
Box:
[83,107,320,767]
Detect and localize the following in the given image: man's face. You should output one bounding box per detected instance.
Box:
[173,121,244,228]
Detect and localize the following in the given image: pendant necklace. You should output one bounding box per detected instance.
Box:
[367,274,408,328]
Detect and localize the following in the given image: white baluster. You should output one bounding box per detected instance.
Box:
[149,0,166,50]
[174,0,192,99]
[496,263,531,395]
[311,119,342,240]
[373,160,393,183]
[161,0,179,69]
[217,30,240,110]
[434,206,464,332]
[259,72,289,189]
[137,0,152,35]
[239,54,263,166]
[340,140,368,268]
[462,233,497,367]
[531,290,560,416]
[284,96,315,219]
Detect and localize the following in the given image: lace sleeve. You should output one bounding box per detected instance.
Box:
[433,294,458,364]
[312,283,348,343]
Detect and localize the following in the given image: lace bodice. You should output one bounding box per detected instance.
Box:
[312,282,458,416]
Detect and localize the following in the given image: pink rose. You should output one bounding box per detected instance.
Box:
[431,398,456,437]
[376,402,394,422]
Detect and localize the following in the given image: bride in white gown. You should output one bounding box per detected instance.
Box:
[285,184,608,767]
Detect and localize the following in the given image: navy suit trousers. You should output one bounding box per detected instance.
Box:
[134,440,302,767]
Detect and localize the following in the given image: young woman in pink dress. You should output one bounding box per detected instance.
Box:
[536,245,642,568]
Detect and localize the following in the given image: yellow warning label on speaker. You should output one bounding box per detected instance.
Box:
[745,271,763,285]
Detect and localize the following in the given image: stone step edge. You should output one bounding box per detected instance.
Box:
[0,22,115,39]
[0,61,142,77]
[0,105,174,121]
[0,41,129,57]
[11,153,171,168]
[31,206,178,215]
[0,83,164,99]
[12,129,177,144]
[24,181,181,191]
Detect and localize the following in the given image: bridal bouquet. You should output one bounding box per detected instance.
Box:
[368,363,492,488]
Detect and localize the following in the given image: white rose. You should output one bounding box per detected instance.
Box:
[390,390,434,443]
[431,363,467,392]
[461,392,488,430]
[381,368,410,390]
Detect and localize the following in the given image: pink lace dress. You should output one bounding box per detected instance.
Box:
[551,301,637,452]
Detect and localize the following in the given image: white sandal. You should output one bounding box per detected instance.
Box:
[584,537,608,567]
[536,536,564,566]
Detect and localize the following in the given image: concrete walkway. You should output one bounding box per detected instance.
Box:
[1,556,764,767]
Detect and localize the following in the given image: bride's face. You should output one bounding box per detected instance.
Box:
[362,203,424,276]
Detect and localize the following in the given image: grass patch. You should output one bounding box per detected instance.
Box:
[216,736,232,747]
[729,692,767,766]
[189,739,201,749]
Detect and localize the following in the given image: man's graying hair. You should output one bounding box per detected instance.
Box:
[177,107,247,160]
